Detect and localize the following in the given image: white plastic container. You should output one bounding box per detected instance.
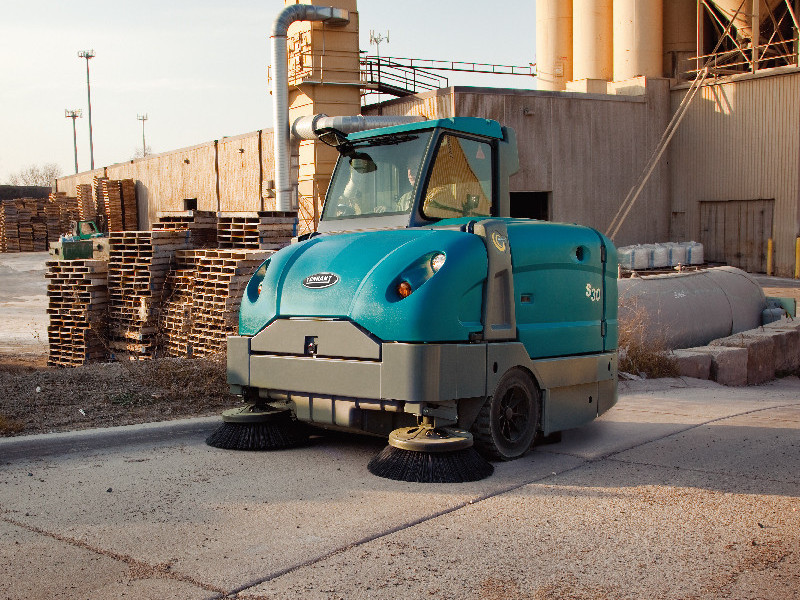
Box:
[617,246,635,269]
[686,241,704,265]
[667,242,687,266]
[652,244,670,268]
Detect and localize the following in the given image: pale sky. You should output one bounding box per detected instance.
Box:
[0,0,537,183]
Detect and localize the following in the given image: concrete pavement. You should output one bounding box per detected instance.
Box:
[1,376,799,599]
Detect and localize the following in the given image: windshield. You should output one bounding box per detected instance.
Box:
[321,131,433,220]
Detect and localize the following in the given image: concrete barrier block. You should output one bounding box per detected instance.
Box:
[739,329,800,373]
[683,346,748,386]
[762,318,800,333]
[709,335,776,385]
[671,350,712,380]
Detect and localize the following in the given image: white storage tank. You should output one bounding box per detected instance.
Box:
[573,0,614,81]
[613,0,663,80]
[536,0,573,90]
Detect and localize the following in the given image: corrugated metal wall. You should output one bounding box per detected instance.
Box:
[669,70,800,276]
[366,83,672,245]
[56,130,275,229]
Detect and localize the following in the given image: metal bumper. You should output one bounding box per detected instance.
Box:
[227,333,487,405]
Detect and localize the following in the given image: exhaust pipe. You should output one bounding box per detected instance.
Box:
[271,5,349,211]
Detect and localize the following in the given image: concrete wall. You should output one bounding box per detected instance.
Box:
[366,81,672,245]
[56,130,275,229]
[669,68,800,276]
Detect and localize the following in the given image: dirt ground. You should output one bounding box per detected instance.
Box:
[0,353,238,437]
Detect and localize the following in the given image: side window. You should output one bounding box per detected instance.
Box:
[422,135,493,219]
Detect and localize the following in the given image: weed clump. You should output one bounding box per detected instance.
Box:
[618,296,679,379]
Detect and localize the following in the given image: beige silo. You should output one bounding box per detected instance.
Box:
[662,0,695,78]
[613,0,663,81]
[536,0,573,90]
[572,0,613,81]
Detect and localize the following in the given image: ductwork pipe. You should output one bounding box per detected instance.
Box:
[271,4,349,212]
[291,114,426,140]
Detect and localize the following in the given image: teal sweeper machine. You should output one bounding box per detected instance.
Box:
[208,116,619,483]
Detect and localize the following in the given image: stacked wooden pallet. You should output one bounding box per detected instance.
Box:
[153,210,217,247]
[102,179,125,232]
[46,259,108,367]
[159,249,202,358]
[76,184,95,221]
[107,229,191,359]
[16,201,34,251]
[217,211,296,250]
[120,178,137,230]
[188,249,272,356]
[0,200,19,252]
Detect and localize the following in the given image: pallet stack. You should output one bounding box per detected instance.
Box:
[153,210,217,247]
[76,184,95,221]
[121,179,138,230]
[45,259,108,367]
[102,179,125,231]
[159,250,201,358]
[107,229,191,359]
[0,200,19,252]
[217,211,296,250]
[188,249,272,356]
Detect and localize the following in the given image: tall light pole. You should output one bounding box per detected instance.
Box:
[78,49,96,169]
[137,114,148,157]
[65,109,82,174]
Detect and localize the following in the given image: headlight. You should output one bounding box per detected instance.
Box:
[430,252,446,272]
[397,280,413,298]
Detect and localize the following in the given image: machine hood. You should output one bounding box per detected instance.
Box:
[239,227,489,343]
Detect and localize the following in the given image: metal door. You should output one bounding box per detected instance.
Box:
[699,199,774,273]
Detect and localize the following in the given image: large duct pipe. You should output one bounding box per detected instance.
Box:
[573,0,614,81]
[291,114,426,140]
[613,0,663,81]
[536,0,573,91]
[271,4,349,212]
[618,266,767,349]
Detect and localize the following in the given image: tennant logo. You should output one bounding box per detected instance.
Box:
[302,273,340,289]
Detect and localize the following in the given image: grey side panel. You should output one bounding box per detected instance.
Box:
[597,377,618,416]
[250,318,381,360]
[534,352,617,388]
[227,336,251,385]
[381,343,486,402]
[474,219,516,341]
[250,342,485,405]
[250,355,381,398]
[542,382,600,435]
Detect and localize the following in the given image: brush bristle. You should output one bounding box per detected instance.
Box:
[367,445,494,483]
[205,416,308,451]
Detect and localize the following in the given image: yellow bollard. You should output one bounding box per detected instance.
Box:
[796,237,800,279]
[767,238,773,276]
[794,238,800,279]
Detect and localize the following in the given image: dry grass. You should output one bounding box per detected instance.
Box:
[0,414,24,435]
[0,353,236,437]
[618,296,679,379]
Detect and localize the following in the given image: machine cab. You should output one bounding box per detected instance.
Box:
[316,118,519,234]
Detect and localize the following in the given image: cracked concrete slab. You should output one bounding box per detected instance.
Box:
[1,376,799,599]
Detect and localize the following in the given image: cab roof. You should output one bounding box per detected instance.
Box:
[347,117,503,141]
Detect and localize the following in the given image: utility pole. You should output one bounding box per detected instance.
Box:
[137,114,148,157]
[78,49,96,169]
[369,30,389,109]
[65,109,82,174]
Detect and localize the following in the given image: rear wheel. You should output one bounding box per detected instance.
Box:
[472,368,540,461]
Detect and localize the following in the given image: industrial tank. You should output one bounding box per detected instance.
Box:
[618,266,767,349]
[573,0,613,81]
[536,0,573,90]
[613,0,663,80]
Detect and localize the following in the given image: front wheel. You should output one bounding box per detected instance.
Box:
[472,368,540,461]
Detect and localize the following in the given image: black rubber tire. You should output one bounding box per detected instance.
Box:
[472,368,540,461]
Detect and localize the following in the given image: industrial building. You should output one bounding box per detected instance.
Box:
[54,0,800,276]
